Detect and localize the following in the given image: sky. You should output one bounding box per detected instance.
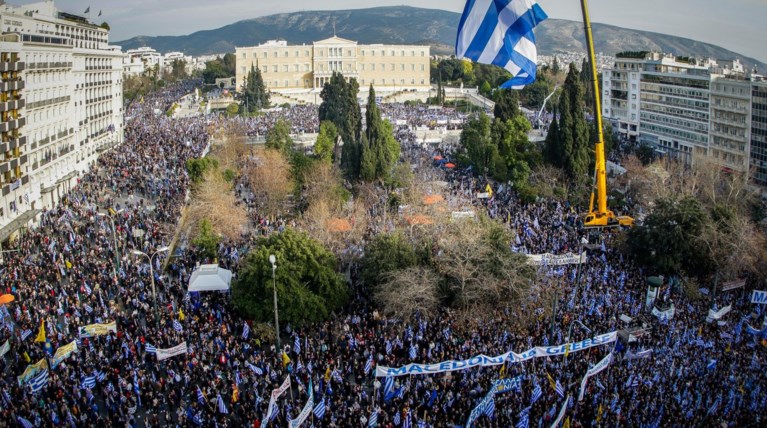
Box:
[15,0,766,62]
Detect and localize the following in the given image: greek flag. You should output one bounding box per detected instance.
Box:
[455,0,548,88]
[21,329,32,341]
[196,386,206,404]
[84,303,93,314]
[217,393,228,414]
[81,376,96,389]
[364,355,373,375]
[246,362,263,375]
[242,322,250,339]
[332,369,343,383]
[531,382,542,403]
[707,359,717,370]
[516,410,529,428]
[294,335,301,354]
[393,411,401,426]
[30,369,49,393]
[173,320,183,332]
[384,376,395,402]
[368,409,379,427]
[485,396,495,417]
[96,370,106,382]
[386,341,392,355]
[555,379,565,398]
[17,417,34,428]
[313,398,326,419]
[145,343,157,354]
[409,344,417,360]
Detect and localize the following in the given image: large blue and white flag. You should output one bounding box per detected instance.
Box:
[456,0,548,88]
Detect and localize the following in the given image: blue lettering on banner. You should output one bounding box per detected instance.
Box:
[752,290,767,304]
[376,331,617,377]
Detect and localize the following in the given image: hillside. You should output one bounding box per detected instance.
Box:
[116,6,766,71]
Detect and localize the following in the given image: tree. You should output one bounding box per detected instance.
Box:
[493,88,520,122]
[232,229,347,326]
[360,85,400,182]
[192,219,219,260]
[554,64,590,182]
[361,232,419,288]
[375,267,441,320]
[187,166,248,241]
[225,102,239,117]
[241,65,270,113]
[434,215,534,308]
[186,157,219,184]
[319,72,362,178]
[245,148,294,217]
[552,57,560,75]
[479,81,492,98]
[627,197,708,275]
[459,113,498,176]
[265,119,293,154]
[543,109,561,167]
[314,121,338,163]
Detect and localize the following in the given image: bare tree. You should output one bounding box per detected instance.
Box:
[187,168,248,240]
[375,266,441,320]
[244,148,294,217]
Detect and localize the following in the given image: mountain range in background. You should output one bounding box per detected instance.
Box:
[116,6,767,72]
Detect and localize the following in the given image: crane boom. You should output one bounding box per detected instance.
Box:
[579,0,634,228]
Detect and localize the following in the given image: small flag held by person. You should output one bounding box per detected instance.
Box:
[455,0,548,88]
[242,322,250,339]
[173,320,183,332]
[196,386,206,405]
[217,393,228,414]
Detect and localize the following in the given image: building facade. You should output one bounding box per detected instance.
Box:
[708,77,751,173]
[751,80,767,188]
[0,0,123,240]
[601,55,643,140]
[235,36,430,95]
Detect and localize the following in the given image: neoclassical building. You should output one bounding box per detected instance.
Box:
[235,36,430,94]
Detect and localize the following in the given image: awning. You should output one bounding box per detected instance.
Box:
[0,209,41,242]
[187,264,233,292]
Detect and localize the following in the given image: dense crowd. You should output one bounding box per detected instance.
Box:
[0,83,764,428]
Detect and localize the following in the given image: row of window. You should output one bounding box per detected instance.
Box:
[243,48,428,59]
[245,62,428,74]
[266,78,427,88]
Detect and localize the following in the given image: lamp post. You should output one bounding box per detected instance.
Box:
[269,254,281,351]
[573,236,589,299]
[132,246,169,330]
[97,209,124,285]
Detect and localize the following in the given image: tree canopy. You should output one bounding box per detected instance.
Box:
[360,85,401,181]
[318,72,362,179]
[265,119,293,154]
[232,228,347,326]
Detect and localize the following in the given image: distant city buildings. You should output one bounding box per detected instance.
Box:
[234,37,430,99]
[123,47,204,77]
[0,0,124,239]
[601,51,767,190]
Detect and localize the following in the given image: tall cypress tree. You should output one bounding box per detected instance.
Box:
[241,65,269,113]
[361,85,399,181]
[319,72,362,179]
[559,63,590,181]
[543,108,561,167]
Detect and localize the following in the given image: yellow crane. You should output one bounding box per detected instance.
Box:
[579,0,634,228]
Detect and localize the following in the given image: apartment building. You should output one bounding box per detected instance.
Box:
[601,54,643,140]
[0,0,123,241]
[235,36,430,96]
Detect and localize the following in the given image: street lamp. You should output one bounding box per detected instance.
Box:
[573,236,589,298]
[97,209,124,283]
[269,254,281,351]
[132,246,170,330]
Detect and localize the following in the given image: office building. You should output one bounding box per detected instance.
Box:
[708,77,751,174]
[751,79,767,188]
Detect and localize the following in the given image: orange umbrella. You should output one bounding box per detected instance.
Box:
[433,155,443,161]
[444,163,456,169]
[0,294,15,305]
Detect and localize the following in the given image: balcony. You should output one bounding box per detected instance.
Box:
[0,99,25,112]
[0,61,25,72]
[0,80,24,92]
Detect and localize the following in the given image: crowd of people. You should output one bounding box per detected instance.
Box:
[0,82,764,428]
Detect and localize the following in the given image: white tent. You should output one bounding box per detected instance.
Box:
[187,264,233,292]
